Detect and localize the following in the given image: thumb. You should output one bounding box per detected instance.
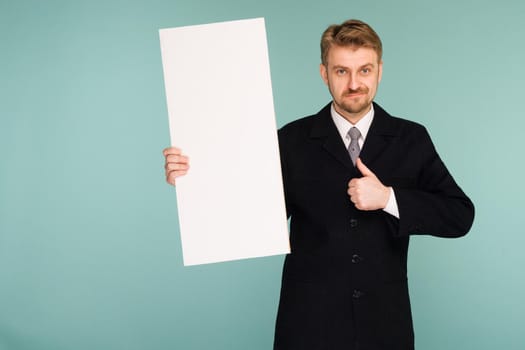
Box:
[356,158,375,177]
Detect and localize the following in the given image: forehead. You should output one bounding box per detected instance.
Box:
[326,45,379,67]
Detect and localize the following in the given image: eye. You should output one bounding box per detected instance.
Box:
[336,68,347,76]
[361,68,371,74]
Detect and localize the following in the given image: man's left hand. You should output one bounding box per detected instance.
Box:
[348,158,391,211]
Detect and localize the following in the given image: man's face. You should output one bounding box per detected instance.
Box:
[320,45,383,123]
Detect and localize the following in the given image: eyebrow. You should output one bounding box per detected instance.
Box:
[332,63,375,70]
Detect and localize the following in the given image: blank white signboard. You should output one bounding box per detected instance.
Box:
[159,18,290,266]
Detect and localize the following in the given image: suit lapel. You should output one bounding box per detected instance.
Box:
[309,102,399,172]
[360,103,398,166]
[309,104,356,171]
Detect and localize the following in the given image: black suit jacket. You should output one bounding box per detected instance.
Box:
[273,102,474,350]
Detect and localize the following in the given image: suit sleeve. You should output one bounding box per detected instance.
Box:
[393,127,475,238]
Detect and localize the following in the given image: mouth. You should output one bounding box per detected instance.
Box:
[344,89,368,98]
[344,92,366,99]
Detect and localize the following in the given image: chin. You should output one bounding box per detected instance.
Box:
[342,103,369,114]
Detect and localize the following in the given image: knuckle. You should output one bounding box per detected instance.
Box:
[165,147,181,156]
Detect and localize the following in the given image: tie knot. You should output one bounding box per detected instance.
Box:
[348,127,361,141]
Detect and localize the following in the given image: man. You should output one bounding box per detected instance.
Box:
[163,19,474,350]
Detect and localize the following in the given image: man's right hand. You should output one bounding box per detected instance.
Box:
[163,147,190,186]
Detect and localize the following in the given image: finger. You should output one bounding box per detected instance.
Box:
[166,169,188,185]
[166,154,189,165]
[166,168,188,178]
[163,147,182,157]
[166,172,177,185]
[350,193,365,210]
[356,158,375,178]
[165,162,189,172]
[348,185,360,201]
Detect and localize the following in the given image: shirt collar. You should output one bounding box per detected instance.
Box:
[330,103,375,142]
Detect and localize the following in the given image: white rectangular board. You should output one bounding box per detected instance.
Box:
[159,18,290,266]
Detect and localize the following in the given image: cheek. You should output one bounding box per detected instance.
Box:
[367,79,379,92]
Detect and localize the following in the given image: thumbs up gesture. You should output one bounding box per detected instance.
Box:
[347,158,391,211]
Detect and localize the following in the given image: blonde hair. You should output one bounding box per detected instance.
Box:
[321,19,383,65]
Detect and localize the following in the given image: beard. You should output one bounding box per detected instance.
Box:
[333,87,372,117]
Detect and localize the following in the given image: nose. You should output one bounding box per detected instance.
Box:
[347,73,360,91]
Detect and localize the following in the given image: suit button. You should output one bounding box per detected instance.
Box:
[350,219,358,228]
[351,254,363,263]
[352,290,364,299]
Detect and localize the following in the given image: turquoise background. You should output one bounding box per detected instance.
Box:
[1,0,524,349]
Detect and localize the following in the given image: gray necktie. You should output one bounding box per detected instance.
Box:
[347,127,361,166]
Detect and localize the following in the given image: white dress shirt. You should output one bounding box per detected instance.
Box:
[330,104,400,219]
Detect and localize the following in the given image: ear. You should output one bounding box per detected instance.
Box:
[320,63,328,85]
[378,60,383,84]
